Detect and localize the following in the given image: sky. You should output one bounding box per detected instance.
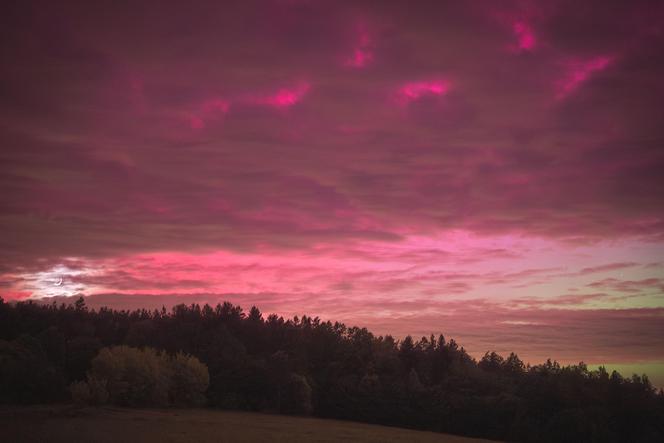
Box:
[1,0,664,384]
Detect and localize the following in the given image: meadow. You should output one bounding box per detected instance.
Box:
[1,406,494,443]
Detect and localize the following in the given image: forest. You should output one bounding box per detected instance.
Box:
[1,297,663,442]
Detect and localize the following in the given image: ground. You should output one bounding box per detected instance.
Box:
[1,406,496,442]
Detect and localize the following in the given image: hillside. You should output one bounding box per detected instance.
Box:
[1,406,494,443]
[2,299,663,442]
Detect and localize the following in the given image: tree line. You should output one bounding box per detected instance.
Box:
[1,297,663,442]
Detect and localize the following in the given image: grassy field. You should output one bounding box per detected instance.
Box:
[0,406,495,443]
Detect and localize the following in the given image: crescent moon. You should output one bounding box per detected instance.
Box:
[54,277,63,286]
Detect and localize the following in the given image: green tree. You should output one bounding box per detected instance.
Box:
[169,351,210,406]
[90,345,171,406]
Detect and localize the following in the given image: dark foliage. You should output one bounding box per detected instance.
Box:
[1,297,662,442]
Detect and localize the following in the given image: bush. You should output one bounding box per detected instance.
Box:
[69,380,90,406]
[70,345,209,407]
[87,376,110,405]
[170,351,210,406]
[91,346,171,406]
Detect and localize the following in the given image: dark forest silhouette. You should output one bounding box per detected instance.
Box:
[1,297,663,442]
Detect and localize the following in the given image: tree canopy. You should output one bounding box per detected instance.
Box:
[1,297,662,442]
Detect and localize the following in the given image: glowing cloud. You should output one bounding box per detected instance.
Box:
[346,48,373,68]
[188,98,230,129]
[556,56,614,99]
[512,21,536,52]
[345,25,373,68]
[259,83,310,108]
[398,80,451,103]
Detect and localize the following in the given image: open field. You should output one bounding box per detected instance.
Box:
[0,406,495,443]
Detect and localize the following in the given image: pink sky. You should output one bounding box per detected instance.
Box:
[1,0,663,384]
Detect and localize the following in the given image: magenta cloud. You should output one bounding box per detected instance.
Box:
[512,20,536,52]
[556,55,615,99]
[344,23,373,68]
[398,80,451,102]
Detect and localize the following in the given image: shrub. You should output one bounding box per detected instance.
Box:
[70,377,109,407]
[87,376,110,405]
[70,345,208,407]
[69,380,90,406]
[91,346,171,406]
[170,351,210,406]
